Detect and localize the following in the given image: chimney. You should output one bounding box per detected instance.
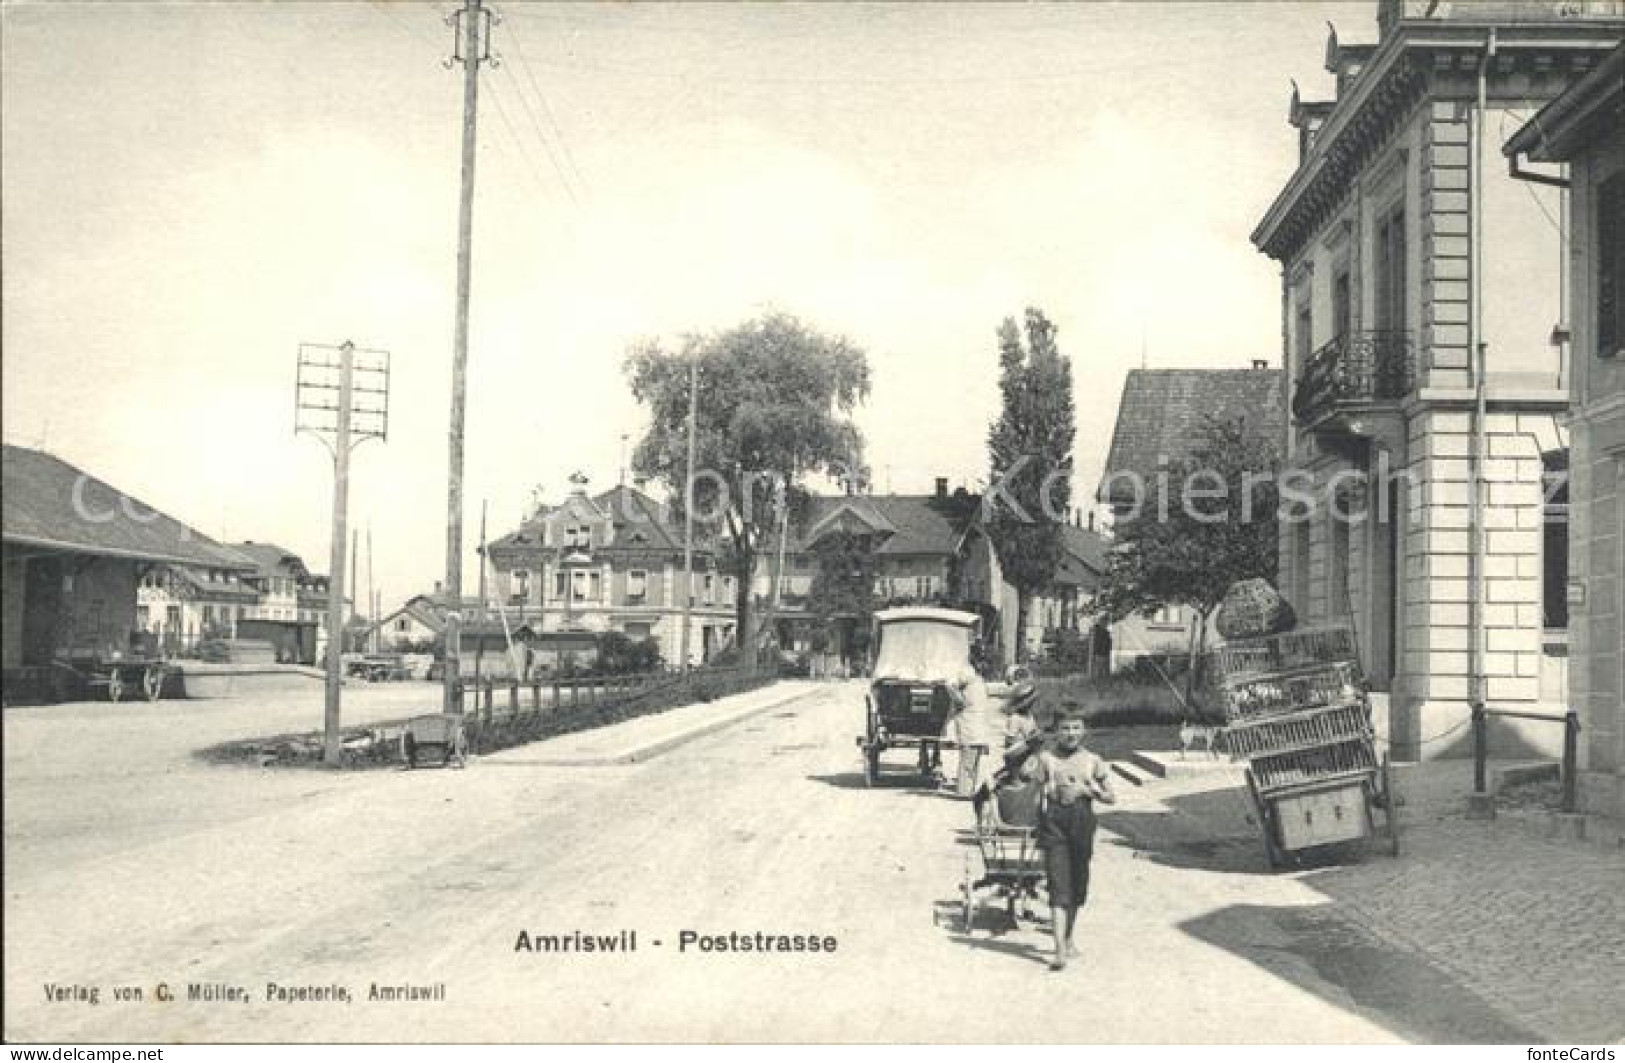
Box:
[1252,359,1269,370]
[934,477,948,500]
[433,580,443,595]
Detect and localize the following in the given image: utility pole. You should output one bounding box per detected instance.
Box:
[297,341,389,765]
[474,499,488,682]
[350,528,359,649]
[366,524,375,655]
[443,0,495,713]
[679,355,698,672]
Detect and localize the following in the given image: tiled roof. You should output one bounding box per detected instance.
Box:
[230,541,313,579]
[794,494,961,556]
[1097,368,1283,505]
[2,444,245,568]
[487,484,687,555]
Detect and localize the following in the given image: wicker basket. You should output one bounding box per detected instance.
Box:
[1224,702,1373,758]
[1215,579,1297,640]
[1251,738,1377,791]
[1208,626,1362,684]
[1214,660,1366,722]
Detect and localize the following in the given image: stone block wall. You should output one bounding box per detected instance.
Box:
[1399,407,1566,758]
[1421,101,1472,390]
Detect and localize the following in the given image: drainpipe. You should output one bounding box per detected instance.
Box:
[1468,29,1495,805]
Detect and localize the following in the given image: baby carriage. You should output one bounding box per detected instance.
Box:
[959,776,1046,934]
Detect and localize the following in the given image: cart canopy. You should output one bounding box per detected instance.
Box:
[871,608,978,682]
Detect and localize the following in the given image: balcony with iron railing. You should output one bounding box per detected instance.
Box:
[1291,330,1416,431]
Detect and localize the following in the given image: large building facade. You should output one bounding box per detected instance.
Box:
[485,479,737,668]
[1252,1,1623,759]
[1506,43,1625,819]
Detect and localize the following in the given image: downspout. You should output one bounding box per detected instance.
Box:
[1469,29,1495,783]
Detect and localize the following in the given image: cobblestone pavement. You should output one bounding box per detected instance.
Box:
[1125,759,1625,1044]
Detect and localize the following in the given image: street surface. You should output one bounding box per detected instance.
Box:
[4,679,1620,1043]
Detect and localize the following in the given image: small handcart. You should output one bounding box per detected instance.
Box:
[1207,626,1399,869]
[400,713,468,769]
[960,778,1046,933]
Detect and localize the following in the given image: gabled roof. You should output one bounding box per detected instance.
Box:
[231,541,314,580]
[1061,523,1111,574]
[793,494,961,557]
[487,484,686,555]
[1097,367,1284,506]
[2,444,245,568]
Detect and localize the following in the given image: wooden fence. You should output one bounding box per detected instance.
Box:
[448,664,769,755]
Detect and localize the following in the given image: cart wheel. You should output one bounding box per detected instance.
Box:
[1380,756,1400,857]
[105,670,124,703]
[1245,768,1280,870]
[961,855,976,935]
[142,665,165,702]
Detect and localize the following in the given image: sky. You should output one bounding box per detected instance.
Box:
[2,0,1373,608]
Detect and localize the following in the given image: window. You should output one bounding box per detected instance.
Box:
[397,617,410,632]
[166,605,181,632]
[571,571,588,602]
[1293,517,1313,614]
[1150,605,1184,626]
[1543,453,1569,630]
[555,571,568,599]
[703,573,715,605]
[1329,513,1351,623]
[1374,205,1407,333]
[588,571,602,602]
[916,576,933,599]
[136,605,150,630]
[1332,268,1351,340]
[511,569,530,604]
[1599,170,1624,358]
[627,569,647,603]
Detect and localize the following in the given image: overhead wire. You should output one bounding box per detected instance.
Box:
[364,1,565,210]
[501,13,591,201]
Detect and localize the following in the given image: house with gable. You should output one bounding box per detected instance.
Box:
[484,475,737,668]
[1095,363,1286,670]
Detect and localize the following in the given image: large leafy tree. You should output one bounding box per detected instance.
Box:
[1091,414,1280,697]
[985,309,1075,662]
[626,311,870,665]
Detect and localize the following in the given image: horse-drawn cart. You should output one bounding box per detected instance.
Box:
[1208,626,1399,868]
[857,607,981,787]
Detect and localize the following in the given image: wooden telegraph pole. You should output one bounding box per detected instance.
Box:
[680,355,698,672]
[297,341,390,765]
[443,0,494,713]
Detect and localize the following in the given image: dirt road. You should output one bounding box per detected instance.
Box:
[3,681,1534,1043]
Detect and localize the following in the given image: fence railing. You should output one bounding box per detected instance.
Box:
[1292,330,1415,426]
[1472,704,1581,814]
[446,663,770,755]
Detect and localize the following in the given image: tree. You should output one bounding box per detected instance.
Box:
[985,309,1076,663]
[626,311,871,665]
[805,528,883,662]
[1090,414,1280,701]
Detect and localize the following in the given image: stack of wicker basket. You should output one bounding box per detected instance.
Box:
[1207,625,1376,783]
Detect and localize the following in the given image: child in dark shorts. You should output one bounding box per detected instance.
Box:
[1032,709,1114,971]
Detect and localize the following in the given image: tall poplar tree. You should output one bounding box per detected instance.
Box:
[985,308,1075,662]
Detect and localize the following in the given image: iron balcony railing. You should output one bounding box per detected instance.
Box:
[1291,330,1416,426]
